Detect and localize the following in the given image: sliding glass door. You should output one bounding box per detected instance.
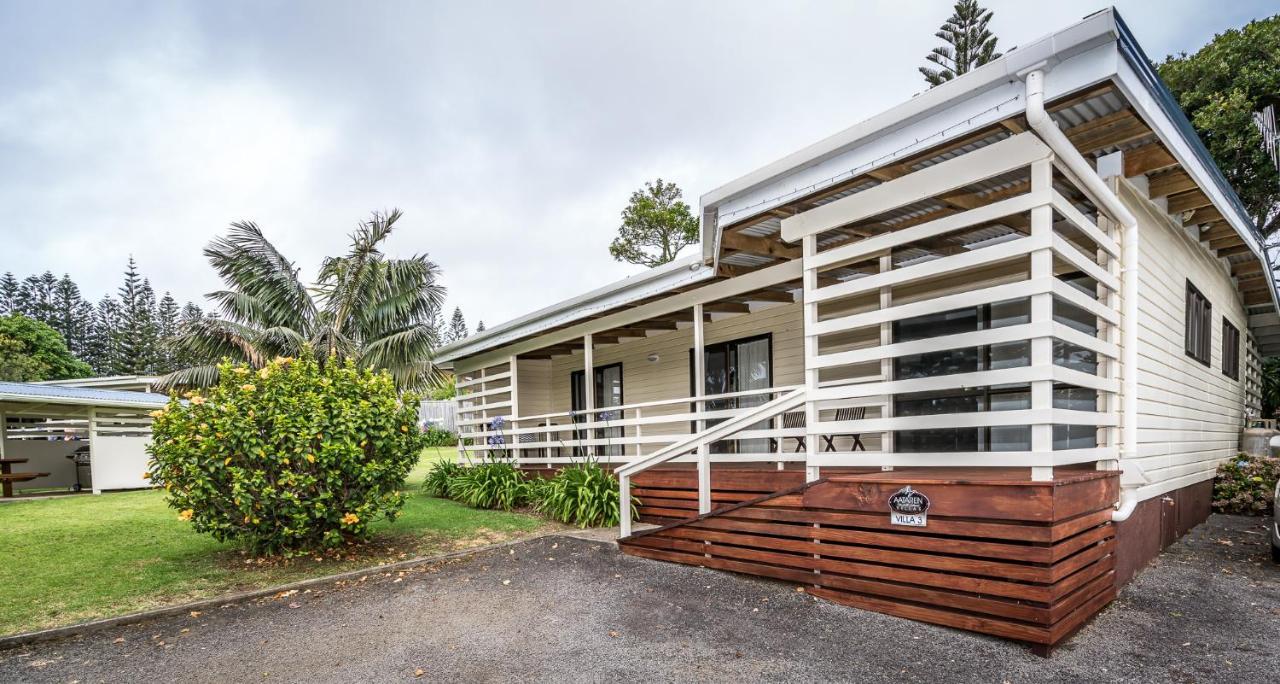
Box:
[692,334,772,453]
[571,363,624,458]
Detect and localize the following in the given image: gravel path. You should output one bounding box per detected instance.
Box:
[2,514,1276,683]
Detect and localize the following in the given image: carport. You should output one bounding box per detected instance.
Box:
[0,382,168,497]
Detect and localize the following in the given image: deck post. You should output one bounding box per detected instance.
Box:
[1030,159,1054,482]
[583,333,594,459]
[693,303,710,514]
[509,355,520,466]
[634,407,643,459]
[619,473,632,538]
[0,410,6,462]
[878,253,894,469]
[802,235,820,482]
[87,407,101,495]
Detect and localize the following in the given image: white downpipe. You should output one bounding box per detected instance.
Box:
[1024,69,1140,523]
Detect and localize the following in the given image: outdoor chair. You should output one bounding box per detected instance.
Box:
[769,411,808,453]
[517,432,545,459]
[822,406,867,452]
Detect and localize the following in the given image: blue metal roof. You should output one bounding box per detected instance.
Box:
[1113,11,1265,248]
[0,381,170,408]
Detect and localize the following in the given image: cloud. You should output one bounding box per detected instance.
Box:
[1,0,1274,328]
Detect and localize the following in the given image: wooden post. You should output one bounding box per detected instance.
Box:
[88,407,101,495]
[634,407,643,459]
[619,473,632,538]
[509,355,520,465]
[583,333,594,459]
[803,235,820,483]
[693,303,710,515]
[1030,159,1054,482]
[879,252,894,469]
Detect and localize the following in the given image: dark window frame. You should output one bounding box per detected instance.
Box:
[1184,280,1212,366]
[1221,318,1240,381]
[688,333,774,454]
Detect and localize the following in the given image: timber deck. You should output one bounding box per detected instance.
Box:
[619,467,1120,652]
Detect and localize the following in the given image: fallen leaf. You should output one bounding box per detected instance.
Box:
[502,579,511,586]
[112,638,125,644]
[189,611,202,618]
[414,668,425,678]
[607,630,620,638]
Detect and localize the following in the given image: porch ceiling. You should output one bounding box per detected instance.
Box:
[716,79,1274,336]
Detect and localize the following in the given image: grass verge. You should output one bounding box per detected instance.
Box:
[0,448,548,636]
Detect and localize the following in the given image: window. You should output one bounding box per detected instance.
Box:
[1184,281,1211,366]
[1222,319,1240,380]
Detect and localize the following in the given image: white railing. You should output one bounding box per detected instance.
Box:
[615,387,808,537]
[784,131,1123,479]
[458,385,806,467]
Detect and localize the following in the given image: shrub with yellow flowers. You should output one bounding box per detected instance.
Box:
[146,349,427,555]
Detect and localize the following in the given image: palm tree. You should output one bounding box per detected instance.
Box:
[158,209,445,391]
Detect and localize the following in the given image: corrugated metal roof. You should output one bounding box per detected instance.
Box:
[0,382,170,408]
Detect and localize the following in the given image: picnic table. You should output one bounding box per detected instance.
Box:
[0,457,49,498]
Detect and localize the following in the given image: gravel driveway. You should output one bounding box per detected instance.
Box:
[2,514,1277,683]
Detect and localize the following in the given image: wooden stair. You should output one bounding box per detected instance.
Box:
[619,467,1120,652]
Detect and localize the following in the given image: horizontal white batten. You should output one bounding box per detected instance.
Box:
[809,277,1055,337]
[809,364,1117,402]
[813,323,1043,369]
[455,371,511,389]
[809,232,1050,304]
[813,407,1117,434]
[1051,191,1118,257]
[804,191,1048,272]
[808,445,1115,468]
[1051,234,1118,291]
[458,384,512,400]
[781,132,1053,242]
[507,386,800,424]
[1050,278,1119,325]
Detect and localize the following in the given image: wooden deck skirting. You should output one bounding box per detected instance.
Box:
[618,468,1120,651]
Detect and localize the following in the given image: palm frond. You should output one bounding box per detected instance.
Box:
[153,364,222,393]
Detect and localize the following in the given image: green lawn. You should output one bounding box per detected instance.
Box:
[0,448,547,636]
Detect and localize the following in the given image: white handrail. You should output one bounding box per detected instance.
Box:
[618,387,807,537]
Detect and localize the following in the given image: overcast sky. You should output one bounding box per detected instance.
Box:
[1,0,1274,330]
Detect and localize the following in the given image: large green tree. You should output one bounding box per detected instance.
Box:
[160,209,446,390]
[608,178,699,268]
[919,0,1002,87]
[0,314,93,381]
[1158,15,1280,237]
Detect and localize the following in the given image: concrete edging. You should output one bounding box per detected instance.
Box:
[0,532,560,650]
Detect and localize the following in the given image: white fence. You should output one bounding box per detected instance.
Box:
[419,400,457,432]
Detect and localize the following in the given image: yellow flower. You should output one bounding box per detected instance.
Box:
[274,356,293,365]
[241,384,256,392]
[149,409,166,418]
[232,366,249,375]
[142,471,151,480]
[190,396,206,405]
[258,367,271,379]
[341,513,360,525]
[224,457,232,466]
[178,509,194,521]
[183,390,197,399]
[283,457,290,465]
[400,425,408,432]
[306,454,316,463]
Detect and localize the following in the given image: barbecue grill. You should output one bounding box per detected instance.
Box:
[66,445,91,491]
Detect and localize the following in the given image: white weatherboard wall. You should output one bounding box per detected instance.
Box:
[1123,181,1246,501]
[546,302,804,418]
